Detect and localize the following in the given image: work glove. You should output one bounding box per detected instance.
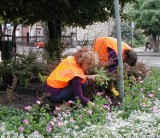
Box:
[111,87,119,97]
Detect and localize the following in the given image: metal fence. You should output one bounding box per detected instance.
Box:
[15,35,74,47]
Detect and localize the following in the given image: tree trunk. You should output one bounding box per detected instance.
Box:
[0,25,2,37]
[46,19,62,59]
[1,22,7,41]
[152,35,158,52]
[42,22,49,43]
[48,20,61,42]
[12,24,18,57]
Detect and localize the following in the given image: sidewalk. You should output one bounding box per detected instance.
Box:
[0,46,160,67]
[133,46,160,68]
[133,46,160,56]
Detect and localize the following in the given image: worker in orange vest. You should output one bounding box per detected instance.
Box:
[93,37,137,97]
[45,48,99,107]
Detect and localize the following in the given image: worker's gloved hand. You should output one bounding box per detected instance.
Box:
[111,87,119,97]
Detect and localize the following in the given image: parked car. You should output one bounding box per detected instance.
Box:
[34,41,45,48]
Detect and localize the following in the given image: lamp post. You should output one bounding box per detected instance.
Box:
[114,0,124,101]
[131,21,134,48]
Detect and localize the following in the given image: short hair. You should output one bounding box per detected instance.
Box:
[74,47,99,68]
[124,49,137,66]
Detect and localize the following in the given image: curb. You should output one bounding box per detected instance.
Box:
[136,53,160,56]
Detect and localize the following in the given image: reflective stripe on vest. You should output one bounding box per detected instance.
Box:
[47,56,86,88]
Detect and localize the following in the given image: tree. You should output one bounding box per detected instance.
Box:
[111,21,144,47]
[128,0,160,52]
[0,0,135,58]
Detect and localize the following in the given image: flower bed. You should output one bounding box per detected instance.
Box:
[0,64,160,137]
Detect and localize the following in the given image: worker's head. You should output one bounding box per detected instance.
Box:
[123,49,137,66]
[74,47,99,71]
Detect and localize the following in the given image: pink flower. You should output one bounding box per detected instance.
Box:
[33,131,39,136]
[52,118,57,122]
[141,94,145,98]
[68,100,73,104]
[65,110,71,114]
[49,121,55,126]
[19,126,24,132]
[23,119,29,124]
[96,92,105,96]
[139,80,144,84]
[140,88,144,92]
[55,106,61,111]
[57,121,64,127]
[58,113,62,117]
[87,110,92,115]
[69,118,74,122]
[36,100,41,105]
[46,126,52,132]
[117,102,121,106]
[141,103,146,108]
[149,93,155,98]
[103,105,110,110]
[79,115,83,119]
[138,71,142,74]
[105,95,111,103]
[24,106,32,111]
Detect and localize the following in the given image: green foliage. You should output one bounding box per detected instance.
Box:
[6,74,17,103]
[0,62,159,137]
[119,66,160,117]
[0,41,13,60]
[111,21,145,47]
[0,105,25,130]
[71,96,107,129]
[95,68,110,88]
[0,60,12,77]
[22,104,51,136]
[38,73,48,84]
[44,39,64,63]
[0,51,48,87]
[0,0,134,27]
[0,94,108,136]
[128,0,160,37]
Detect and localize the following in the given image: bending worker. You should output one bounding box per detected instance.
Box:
[45,48,99,106]
[93,37,138,96]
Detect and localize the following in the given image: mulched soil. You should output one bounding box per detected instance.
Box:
[0,81,119,111]
[0,83,52,111]
[0,91,37,110]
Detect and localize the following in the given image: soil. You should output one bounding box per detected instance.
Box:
[0,84,52,111]
[0,81,119,111]
[0,91,38,110]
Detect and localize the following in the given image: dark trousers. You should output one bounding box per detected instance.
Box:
[145,42,151,51]
[49,81,88,103]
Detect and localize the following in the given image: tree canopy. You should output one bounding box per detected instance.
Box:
[0,0,135,57]
[0,0,135,28]
[128,0,160,51]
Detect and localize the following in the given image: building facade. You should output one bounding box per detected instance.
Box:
[5,20,114,46]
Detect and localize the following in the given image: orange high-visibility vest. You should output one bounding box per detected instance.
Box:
[93,37,132,63]
[47,56,86,88]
